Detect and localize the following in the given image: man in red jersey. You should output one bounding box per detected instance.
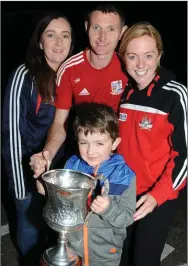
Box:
[30,4,128,176]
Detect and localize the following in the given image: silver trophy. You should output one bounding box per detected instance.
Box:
[41,169,109,266]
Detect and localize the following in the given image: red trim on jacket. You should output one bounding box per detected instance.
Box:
[36,94,42,114]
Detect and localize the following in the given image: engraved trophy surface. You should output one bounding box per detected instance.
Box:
[41,169,96,266]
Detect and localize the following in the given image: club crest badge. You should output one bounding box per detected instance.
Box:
[119,112,127,121]
[139,116,153,130]
[111,80,123,95]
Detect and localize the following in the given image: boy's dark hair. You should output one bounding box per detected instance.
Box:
[86,3,126,27]
[73,103,119,141]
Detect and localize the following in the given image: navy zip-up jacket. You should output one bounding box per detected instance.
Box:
[2,64,56,199]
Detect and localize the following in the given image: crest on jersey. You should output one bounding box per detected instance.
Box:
[139,116,153,130]
[111,80,123,95]
[119,112,127,121]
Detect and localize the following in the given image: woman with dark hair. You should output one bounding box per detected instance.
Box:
[2,12,74,264]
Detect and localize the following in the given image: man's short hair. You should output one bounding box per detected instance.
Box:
[85,3,126,27]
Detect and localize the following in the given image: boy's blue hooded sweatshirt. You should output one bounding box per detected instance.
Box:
[64,154,136,265]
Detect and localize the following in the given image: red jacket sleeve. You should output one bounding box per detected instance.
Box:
[150,83,187,205]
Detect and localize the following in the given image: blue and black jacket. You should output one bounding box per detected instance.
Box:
[65,154,135,195]
[2,64,56,199]
[65,154,136,263]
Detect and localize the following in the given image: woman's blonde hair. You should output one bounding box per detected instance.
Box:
[119,22,163,60]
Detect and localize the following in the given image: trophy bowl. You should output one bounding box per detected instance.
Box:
[41,169,96,266]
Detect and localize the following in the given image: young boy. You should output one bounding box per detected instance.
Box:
[37,103,136,266]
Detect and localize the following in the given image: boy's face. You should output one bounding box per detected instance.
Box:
[78,130,121,167]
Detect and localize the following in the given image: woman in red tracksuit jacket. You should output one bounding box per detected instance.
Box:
[118,22,187,266]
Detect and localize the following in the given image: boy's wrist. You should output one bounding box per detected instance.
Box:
[99,197,112,217]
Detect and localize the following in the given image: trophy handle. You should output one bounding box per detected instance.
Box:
[85,174,109,225]
[96,174,109,195]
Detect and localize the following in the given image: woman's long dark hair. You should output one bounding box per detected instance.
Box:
[26,12,74,103]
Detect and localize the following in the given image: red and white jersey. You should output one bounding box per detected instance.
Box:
[118,68,187,206]
[55,49,128,112]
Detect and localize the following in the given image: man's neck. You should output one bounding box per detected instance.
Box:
[87,49,114,69]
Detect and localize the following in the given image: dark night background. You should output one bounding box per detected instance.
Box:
[2,1,187,96]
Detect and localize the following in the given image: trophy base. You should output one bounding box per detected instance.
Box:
[41,245,80,266]
[40,257,82,266]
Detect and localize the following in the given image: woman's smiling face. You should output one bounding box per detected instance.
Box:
[124,35,161,89]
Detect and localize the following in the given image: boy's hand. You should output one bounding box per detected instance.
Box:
[90,186,110,214]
